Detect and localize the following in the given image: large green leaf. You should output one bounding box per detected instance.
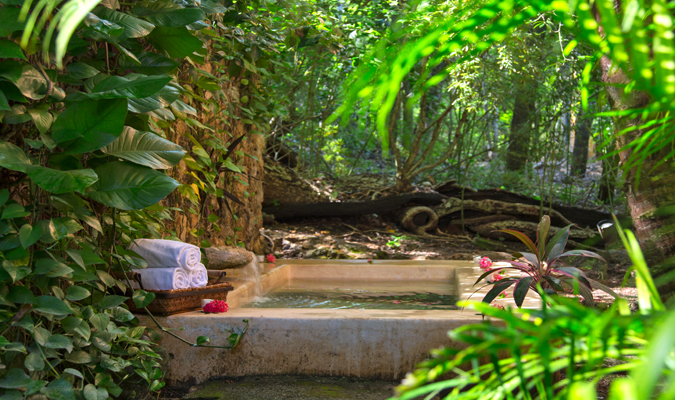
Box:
[68,74,173,100]
[120,51,179,75]
[34,295,73,316]
[0,39,26,60]
[93,7,155,41]
[127,81,181,113]
[65,350,95,364]
[0,91,9,111]
[87,161,180,210]
[99,295,128,309]
[0,7,25,36]
[101,127,185,169]
[133,289,155,308]
[83,384,108,400]
[66,62,100,79]
[25,352,45,372]
[15,64,49,100]
[132,0,205,27]
[0,140,31,172]
[51,98,128,154]
[0,60,23,83]
[65,285,91,302]
[0,369,32,388]
[109,305,135,322]
[28,104,54,134]
[34,258,74,278]
[26,166,98,194]
[7,285,36,304]
[44,334,74,353]
[40,379,75,400]
[19,224,42,248]
[147,27,204,59]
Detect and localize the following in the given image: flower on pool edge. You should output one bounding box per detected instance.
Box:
[266,254,276,263]
[203,300,228,313]
[479,257,493,270]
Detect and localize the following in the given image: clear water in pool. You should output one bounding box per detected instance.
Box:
[243,278,458,310]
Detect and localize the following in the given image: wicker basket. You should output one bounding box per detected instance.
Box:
[125,282,234,316]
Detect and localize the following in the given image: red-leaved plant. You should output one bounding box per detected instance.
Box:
[475,216,619,307]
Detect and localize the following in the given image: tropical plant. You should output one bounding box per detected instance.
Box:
[475,215,617,307]
[394,225,672,400]
[0,0,289,397]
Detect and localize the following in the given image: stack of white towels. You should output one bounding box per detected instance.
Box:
[129,239,208,291]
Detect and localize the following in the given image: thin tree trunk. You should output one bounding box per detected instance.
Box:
[506,79,536,171]
[571,107,591,177]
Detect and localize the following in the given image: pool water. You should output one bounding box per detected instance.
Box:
[243,278,458,310]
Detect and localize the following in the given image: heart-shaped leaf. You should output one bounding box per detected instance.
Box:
[147,27,204,59]
[65,285,91,301]
[88,161,180,210]
[83,384,108,400]
[0,368,32,388]
[19,224,42,248]
[0,140,31,172]
[34,295,73,316]
[26,166,98,194]
[0,39,27,60]
[100,295,128,309]
[101,127,185,169]
[133,289,156,308]
[44,334,74,353]
[51,98,128,154]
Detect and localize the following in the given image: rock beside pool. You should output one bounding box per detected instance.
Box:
[204,247,253,269]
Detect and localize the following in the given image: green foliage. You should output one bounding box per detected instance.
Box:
[0,0,281,397]
[476,215,616,307]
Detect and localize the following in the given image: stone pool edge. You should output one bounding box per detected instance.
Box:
[140,260,538,386]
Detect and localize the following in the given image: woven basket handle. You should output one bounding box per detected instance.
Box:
[206,270,227,284]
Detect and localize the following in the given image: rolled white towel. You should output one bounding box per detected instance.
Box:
[189,264,208,288]
[129,239,201,271]
[132,267,190,291]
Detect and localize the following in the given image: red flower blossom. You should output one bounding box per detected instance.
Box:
[367,259,373,264]
[265,254,276,263]
[203,300,228,313]
[479,257,493,270]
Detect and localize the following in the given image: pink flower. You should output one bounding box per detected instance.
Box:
[367,259,373,264]
[479,257,493,270]
[266,254,276,263]
[393,300,401,304]
[492,272,504,281]
[203,300,228,313]
[493,304,505,310]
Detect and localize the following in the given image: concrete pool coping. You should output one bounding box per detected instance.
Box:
[143,259,540,385]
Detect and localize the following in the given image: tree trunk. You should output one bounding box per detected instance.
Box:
[600,55,675,300]
[571,107,591,177]
[506,79,536,171]
[169,63,264,253]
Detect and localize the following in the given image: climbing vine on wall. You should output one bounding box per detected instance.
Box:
[0,0,303,397]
